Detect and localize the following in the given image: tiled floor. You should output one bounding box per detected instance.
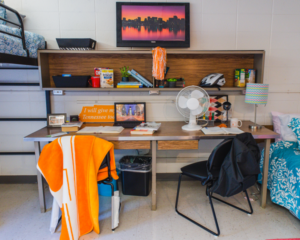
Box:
[0,180,299,240]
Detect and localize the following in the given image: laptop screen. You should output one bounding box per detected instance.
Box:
[115,103,146,122]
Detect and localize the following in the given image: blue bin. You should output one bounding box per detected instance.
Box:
[97,170,119,197]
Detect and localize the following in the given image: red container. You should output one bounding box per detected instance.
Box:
[89,76,100,88]
[94,68,101,76]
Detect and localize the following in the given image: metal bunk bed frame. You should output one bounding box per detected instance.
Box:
[0,4,50,182]
[0,3,38,66]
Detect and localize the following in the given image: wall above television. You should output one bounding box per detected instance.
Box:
[116,2,190,48]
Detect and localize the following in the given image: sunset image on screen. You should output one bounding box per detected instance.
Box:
[121,5,186,41]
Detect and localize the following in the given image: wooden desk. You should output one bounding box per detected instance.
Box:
[24,121,278,213]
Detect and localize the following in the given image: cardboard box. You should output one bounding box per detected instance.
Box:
[101,69,114,88]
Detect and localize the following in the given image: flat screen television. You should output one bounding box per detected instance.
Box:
[116,2,190,48]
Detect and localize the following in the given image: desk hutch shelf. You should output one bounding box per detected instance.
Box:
[38,50,265,95]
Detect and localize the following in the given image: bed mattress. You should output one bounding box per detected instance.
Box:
[0,24,45,58]
[259,141,300,219]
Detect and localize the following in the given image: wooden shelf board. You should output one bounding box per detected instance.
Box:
[38,49,265,55]
[43,87,246,92]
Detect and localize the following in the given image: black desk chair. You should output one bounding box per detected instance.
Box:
[175,139,253,237]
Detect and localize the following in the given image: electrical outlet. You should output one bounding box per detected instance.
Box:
[149,90,160,95]
[53,90,63,95]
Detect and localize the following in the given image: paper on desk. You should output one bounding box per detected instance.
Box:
[47,132,68,137]
[202,127,244,135]
[77,126,124,134]
[223,127,244,134]
[202,127,226,135]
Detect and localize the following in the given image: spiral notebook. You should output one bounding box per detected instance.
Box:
[202,127,244,135]
[77,126,124,134]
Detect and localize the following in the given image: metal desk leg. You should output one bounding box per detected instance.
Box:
[34,141,46,213]
[260,139,271,208]
[151,140,157,211]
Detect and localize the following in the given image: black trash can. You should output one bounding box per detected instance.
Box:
[119,156,151,196]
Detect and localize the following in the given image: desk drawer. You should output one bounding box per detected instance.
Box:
[158,140,198,150]
[111,141,150,150]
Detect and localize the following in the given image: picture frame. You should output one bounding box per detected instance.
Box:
[47,113,67,127]
[209,95,229,122]
[70,115,79,122]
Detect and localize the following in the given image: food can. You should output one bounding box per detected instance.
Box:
[234,69,245,87]
[245,69,256,84]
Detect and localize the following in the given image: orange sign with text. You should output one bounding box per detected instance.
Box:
[79,105,114,122]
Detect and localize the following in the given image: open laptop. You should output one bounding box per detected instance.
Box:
[114,102,146,128]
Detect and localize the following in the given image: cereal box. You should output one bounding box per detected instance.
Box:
[245,69,256,84]
[234,69,245,87]
[100,69,114,88]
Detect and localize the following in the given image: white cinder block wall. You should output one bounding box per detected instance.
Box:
[1,0,300,175]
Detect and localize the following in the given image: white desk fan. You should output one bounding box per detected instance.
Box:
[176,86,210,131]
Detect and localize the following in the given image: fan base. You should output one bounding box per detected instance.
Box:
[182,124,202,131]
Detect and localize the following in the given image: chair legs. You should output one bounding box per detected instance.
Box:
[175,173,220,236]
[211,190,253,215]
[175,173,254,237]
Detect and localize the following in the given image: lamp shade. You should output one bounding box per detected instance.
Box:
[245,83,269,105]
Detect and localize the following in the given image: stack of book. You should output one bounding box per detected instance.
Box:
[117,82,143,88]
[128,69,153,88]
[61,122,83,132]
[130,129,154,135]
[130,122,161,135]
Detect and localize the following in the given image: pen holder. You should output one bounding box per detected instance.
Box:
[207,120,215,127]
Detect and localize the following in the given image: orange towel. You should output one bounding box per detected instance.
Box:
[37,136,118,240]
[152,47,167,80]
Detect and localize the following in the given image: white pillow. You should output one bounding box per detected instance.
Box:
[278,114,300,142]
[6,12,26,28]
[271,111,284,142]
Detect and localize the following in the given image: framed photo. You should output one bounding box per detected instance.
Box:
[47,113,67,127]
[70,115,79,122]
[209,95,229,122]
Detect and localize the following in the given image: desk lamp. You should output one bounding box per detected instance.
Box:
[245,83,269,130]
[223,101,231,122]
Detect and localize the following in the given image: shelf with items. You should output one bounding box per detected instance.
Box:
[38,50,264,94]
[42,86,246,95]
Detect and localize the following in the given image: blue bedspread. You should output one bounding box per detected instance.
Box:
[258,141,300,219]
[0,24,45,58]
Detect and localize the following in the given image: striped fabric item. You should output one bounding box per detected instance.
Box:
[37,136,118,239]
[245,83,269,104]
